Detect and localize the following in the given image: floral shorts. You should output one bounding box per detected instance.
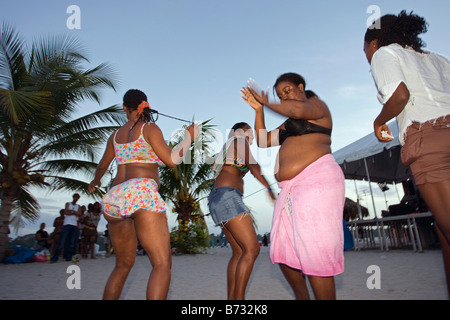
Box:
[102,178,166,219]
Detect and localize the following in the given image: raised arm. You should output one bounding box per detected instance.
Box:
[147,123,199,168]
[246,86,329,121]
[265,96,329,120]
[241,87,280,148]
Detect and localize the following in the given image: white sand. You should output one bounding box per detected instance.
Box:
[0,247,447,300]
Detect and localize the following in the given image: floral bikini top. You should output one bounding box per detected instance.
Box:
[114,123,164,166]
[212,136,249,179]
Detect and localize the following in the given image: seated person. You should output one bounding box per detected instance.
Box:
[36,223,51,249]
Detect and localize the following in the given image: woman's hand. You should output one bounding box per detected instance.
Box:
[374,121,394,142]
[267,188,277,202]
[241,87,267,111]
[88,180,101,193]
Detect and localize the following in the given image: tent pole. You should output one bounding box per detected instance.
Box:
[364,157,385,251]
[363,157,378,219]
[353,179,363,220]
[394,180,401,202]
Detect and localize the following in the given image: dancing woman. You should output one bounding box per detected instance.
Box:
[364,11,450,297]
[209,122,276,300]
[241,73,345,300]
[88,89,198,300]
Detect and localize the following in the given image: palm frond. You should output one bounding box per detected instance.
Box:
[38,126,116,161]
[39,159,99,177]
[159,120,217,203]
[29,34,88,71]
[0,88,52,125]
[28,35,118,117]
[50,105,125,138]
[191,165,214,194]
[45,175,105,199]
[73,104,126,128]
[0,23,26,90]
[9,186,40,233]
[83,62,118,92]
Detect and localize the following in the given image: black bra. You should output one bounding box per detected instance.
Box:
[278,118,332,145]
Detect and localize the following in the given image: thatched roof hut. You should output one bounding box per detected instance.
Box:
[344,197,369,221]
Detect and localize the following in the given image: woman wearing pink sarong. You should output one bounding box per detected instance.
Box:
[241,73,345,300]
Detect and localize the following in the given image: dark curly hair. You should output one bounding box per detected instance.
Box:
[273,72,317,99]
[365,10,428,53]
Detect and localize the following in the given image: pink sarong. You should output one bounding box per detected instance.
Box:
[270,154,345,276]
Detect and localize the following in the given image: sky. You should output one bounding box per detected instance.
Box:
[1,0,450,237]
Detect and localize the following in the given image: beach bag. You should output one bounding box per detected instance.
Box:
[33,252,47,262]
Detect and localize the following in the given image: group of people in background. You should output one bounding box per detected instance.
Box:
[36,193,107,262]
[80,10,449,301]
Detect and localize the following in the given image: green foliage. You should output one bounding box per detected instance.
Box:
[160,120,217,254]
[0,22,125,232]
[170,218,210,255]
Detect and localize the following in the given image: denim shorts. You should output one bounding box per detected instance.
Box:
[208,187,250,226]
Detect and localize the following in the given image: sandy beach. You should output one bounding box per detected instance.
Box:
[0,246,447,300]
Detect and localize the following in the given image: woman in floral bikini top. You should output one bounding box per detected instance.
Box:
[113,122,164,166]
[88,89,198,300]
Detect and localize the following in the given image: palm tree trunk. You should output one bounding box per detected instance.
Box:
[0,195,14,262]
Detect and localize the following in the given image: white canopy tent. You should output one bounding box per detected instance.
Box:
[332,120,413,218]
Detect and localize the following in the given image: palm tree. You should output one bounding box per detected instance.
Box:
[0,23,125,261]
[159,120,217,253]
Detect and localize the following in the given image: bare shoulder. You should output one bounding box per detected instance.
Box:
[145,122,162,134]
[143,122,165,146]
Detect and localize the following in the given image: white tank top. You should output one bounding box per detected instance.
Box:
[64,202,79,226]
